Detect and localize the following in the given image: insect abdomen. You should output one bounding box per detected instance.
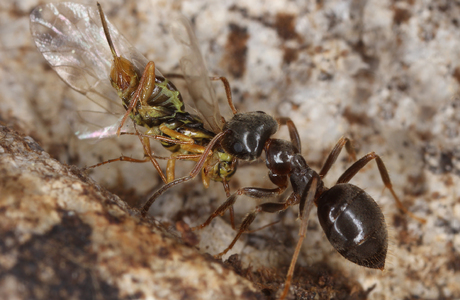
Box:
[316,183,388,270]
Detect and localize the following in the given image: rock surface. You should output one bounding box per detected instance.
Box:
[1,0,459,299]
[0,126,262,300]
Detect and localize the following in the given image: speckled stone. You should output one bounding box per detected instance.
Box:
[0,126,261,300]
[1,0,459,299]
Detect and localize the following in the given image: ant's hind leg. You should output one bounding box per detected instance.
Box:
[337,152,426,223]
[318,136,357,178]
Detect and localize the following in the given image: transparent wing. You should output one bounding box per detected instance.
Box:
[169,16,224,133]
[70,111,134,141]
[29,2,159,140]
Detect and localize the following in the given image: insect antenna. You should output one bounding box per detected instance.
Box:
[97,2,118,58]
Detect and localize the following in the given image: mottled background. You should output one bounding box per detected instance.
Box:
[1,0,459,299]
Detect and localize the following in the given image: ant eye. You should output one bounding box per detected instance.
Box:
[232,142,244,154]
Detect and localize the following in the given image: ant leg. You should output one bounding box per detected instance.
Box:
[277,117,301,152]
[199,170,235,227]
[280,177,318,300]
[191,173,289,231]
[337,152,426,223]
[221,177,235,229]
[318,136,357,178]
[244,220,281,233]
[208,76,237,115]
[191,185,286,231]
[221,177,231,198]
[140,130,228,217]
[215,191,298,259]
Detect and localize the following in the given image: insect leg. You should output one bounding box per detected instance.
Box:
[318,136,357,178]
[166,153,178,184]
[137,126,168,183]
[209,76,237,115]
[214,190,298,259]
[165,144,210,183]
[83,130,199,183]
[279,178,318,300]
[84,156,151,170]
[165,73,237,115]
[117,61,157,136]
[276,117,301,152]
[191,173,289,231]
[120,132,197,145]
[158,124,195,144]
[140,130,228,217]
[337,152,426,223]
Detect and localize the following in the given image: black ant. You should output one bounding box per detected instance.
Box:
[141,95,425,299]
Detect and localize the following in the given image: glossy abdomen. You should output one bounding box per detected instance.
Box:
[316,183,388,270]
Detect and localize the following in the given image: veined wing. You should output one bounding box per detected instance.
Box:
[169,15,224,133]
[70,110,134,141]
[29,2,160,140]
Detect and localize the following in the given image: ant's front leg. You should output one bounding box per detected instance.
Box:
[214,190,300,259]
[277,117,301,152]
[141,130,228,217]
[191,172,289,231]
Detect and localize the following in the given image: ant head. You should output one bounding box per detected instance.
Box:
[221,111,278,161]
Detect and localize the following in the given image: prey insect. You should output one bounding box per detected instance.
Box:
[30,2,238,198]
